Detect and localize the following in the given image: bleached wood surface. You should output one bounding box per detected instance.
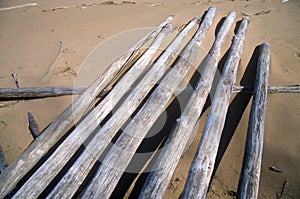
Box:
[42,17,198,199]
[237,42,270,199]
[11,19,174,199]
[0,87,85,99]
[232,85,300,93]
[0,16,173,198]
[0,83,298,101]
[181,16,249,199]
[138,8,239,199]
[81,7,216,199]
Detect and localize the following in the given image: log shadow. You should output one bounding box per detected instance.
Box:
[109,88,192,198]
[212,45,260,177]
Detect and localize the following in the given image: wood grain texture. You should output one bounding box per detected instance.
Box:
[0,87,85,100]
[0,83,297,101]
[39,21,174,199]
[181,16,249,199]
[138,8,239,199]
[0,16,173,198]
[237,42,270,199]
[232,85,300,93]
[80,7,216,199]
[43,17,198,199]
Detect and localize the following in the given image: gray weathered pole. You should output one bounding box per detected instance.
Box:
[0,87,85,99]
[0,84,298,101]
[138,9,238,199]
[237,42,270,199]
[0,16,173,198]
[181,16,249,199]
[232,85,299,94]
[81,7,216,199]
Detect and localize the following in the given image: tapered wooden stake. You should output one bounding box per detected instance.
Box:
[27,112,40,139]
[237,42,270,199]
[0,16,173,198]
[139,8,239,199]
[181,16,249,199]
[81,7,216,199]
[0,146,8,174]
[40,17,197,199]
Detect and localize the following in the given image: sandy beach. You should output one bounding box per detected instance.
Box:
[0,0,299,198]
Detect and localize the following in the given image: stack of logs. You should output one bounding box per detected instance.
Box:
[0,6,298,199]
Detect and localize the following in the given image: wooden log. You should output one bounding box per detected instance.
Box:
[0,87,85,100]
[27,112,40,139]
[0,84,298,101]
[181,16,249,199]
[81,7,216,199]
[237,42,270,199]
[0,16,173,198]
[139,9,238,199]
[0,146,8,175]
[12,20,174,199]
[232,85,300,94]
[41,17,197,199]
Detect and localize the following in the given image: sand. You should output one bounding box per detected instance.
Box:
[0,0,299,198]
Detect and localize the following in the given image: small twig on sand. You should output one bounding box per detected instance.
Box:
[41,40,63,80]
[59,61,77,77]
[27,112,40,139]
[269,166,283,173]
[277,180,288,199]
[0,3,37,11]
[11,73,20,88]
[241,9,271,16]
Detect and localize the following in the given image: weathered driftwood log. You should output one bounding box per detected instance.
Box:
[237,42,270,199]
[0,16,173,198]
[232,85,300,93]
[0,146,8,174]
[27,112,40,139]
[42,17,197,199]
[139,9,238,199]
[1,84,298,101]
[12,20,174,199]
[0,87,85,100]
[181,16,249,199]
[81,7,216,199]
